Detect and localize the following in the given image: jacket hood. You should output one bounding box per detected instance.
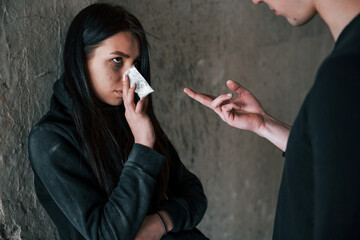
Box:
[49,77,130,138]
[50,77,73,120]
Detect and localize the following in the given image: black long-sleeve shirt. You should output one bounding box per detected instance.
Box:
[28,78,207,240]
[273,14,360,239]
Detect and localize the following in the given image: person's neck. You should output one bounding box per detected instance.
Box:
[315,0,360,41]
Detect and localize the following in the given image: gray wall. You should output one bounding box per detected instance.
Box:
[0,0,333,239]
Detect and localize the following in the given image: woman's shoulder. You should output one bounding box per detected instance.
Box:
[30,111,77,144]
[28,112,82,168]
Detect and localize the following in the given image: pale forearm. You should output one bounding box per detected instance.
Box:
[257,113,291,152]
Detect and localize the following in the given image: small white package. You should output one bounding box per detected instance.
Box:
[123,65,154,98]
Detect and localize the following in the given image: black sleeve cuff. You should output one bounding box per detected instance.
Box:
[157,198,188,232]
[125,143,165,178]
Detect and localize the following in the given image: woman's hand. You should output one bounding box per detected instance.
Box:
[123,75,155,149]
[134,214,166,240]
[184,80,291,151]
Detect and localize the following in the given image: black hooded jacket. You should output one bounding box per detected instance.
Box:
[28,78,208,240]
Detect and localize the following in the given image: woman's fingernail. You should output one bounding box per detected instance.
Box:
[227,93,232,97]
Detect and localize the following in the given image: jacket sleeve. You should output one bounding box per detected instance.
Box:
[28,123,165,240]
[309,56,360,239]
[157,140,207,232]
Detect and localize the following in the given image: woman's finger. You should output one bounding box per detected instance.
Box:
[135,97,147,113]
[122,74,130,97]
[126,83,136,108]
[211,93,233,108]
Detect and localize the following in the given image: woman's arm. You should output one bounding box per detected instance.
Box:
[157,140,208,233]
[29,124,164,240]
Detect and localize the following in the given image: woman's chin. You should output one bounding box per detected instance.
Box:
[113,99,123,106]
[105,98,123,106]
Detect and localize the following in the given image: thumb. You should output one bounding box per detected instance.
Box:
[226,80,247,96]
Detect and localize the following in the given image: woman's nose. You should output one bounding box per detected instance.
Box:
[124,63,133,72]
[121,63,133,77]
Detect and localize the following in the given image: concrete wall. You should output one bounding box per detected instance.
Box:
[0,0,333,239]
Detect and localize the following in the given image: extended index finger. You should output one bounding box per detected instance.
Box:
[184,88,215,108]
[123,74,130,98]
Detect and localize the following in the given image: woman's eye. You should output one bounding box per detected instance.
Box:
[112,57,123,64]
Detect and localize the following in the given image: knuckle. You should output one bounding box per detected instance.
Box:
[240,89,249,97]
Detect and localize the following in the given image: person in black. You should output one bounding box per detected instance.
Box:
[28,4,208,240]
[184,0,360,239]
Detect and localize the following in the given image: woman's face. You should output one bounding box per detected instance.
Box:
[86,31,140,106]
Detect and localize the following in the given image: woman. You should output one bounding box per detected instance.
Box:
[28,3,208,240]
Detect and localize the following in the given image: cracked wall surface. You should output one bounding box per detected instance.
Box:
[0,0,333,239]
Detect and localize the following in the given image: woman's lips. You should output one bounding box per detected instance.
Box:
[114,90,123,96]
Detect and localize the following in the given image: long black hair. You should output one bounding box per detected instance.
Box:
[63,3,170,199]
